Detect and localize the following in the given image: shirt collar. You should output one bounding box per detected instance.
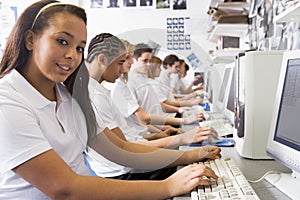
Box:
[88,77,110,94]
[8,69,67,109]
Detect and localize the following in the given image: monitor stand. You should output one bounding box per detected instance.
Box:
[264,170,300,199]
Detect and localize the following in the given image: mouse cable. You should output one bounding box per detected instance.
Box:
[247,170,282,183]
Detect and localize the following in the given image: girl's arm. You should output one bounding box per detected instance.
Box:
[13,149,217,200]
[90,128,221,170]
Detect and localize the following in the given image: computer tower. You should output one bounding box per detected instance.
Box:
[234,51,284,159]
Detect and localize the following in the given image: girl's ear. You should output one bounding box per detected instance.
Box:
[24,30,35,51]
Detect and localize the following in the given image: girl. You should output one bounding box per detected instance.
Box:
[0,1,220,199]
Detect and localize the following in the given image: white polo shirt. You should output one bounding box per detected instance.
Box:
[0,70,89,200]
[86,77,149,177]
[111,78,149,131]
[170,73,181,94]
[127,70,169,117]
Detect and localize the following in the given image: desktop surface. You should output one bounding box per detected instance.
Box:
[173,147,292,200]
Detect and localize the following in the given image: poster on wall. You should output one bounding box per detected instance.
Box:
[186,52,202,69]
[90,0,103,8]
[166,17,191,51]
[124,0,137,7]
[108,0,119,7]
[140,0,152,7]
[156,0,170,9]
[173,0,186,10]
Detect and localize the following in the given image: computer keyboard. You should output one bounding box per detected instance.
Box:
[199,120,234,137]
[191,158,260,200]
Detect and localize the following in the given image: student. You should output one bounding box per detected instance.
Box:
[148,55,201,112]
[171,59,204,100]
[126,43,203,119]
[0,1,221,199]
[155,54,204,111]
[85,33,218,179]
[112,40,204,132]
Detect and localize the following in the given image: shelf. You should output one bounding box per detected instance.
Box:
[208,23,248,43]
[211,50,244,64]
[273,3,300,23]
[217,2,250,12]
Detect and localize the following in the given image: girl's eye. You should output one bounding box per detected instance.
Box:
[57,38,68,45]
[77,47,84,53]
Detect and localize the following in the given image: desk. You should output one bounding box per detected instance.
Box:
[173,147,292,200]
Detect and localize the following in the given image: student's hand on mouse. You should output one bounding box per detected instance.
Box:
[186,146,221,163]
[163,163,218,197]
[197,146,222,161]
[180,127,217,144]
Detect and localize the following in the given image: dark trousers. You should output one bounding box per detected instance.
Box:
[109,166,177,180]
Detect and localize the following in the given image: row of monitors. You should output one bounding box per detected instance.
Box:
[203,50,300,199]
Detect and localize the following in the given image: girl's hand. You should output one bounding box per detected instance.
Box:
[164,163,218,197]
[196,145,222,161]
[180,127,220,145]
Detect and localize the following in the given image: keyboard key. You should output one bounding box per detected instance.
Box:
[191,158,260,200]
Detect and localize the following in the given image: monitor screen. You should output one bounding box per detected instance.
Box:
[274,59,300,152]
[266,51,300,199]
[226,68,235,113]
[224,65,235,125]
[217,68,230,103]
[215,64,233,114]
[204,68,213,102]
[205,70,211,93]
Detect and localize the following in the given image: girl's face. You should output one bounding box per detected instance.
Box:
[27,12,87,85]
[103,53,126,83]
[153,64,161,77]
[120,52,133,73]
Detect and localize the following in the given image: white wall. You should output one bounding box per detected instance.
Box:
[84,0,215,80]
[2,0,215,80]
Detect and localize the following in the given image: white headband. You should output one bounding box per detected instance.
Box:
[31,2,65,29]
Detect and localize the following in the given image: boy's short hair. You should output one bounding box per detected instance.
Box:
[133,43,153,59]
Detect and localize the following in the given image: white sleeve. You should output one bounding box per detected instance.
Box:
[0,99,51,174]
[111,84,139,118]
[91,92,119,131]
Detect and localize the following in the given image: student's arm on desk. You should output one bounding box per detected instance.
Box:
[90,127,222,169]
[163,99,203,108]
[13,149,216,200]
[135,107,193,126]
[137,127,218,148]
[143,126,183,140]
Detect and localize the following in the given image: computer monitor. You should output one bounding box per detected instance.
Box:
[265,50,300,199]
[214,64,233,115]
[204,67,213,103]
[224,64,235,125]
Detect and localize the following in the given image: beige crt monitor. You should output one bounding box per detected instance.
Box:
[265,50,300,199]
[234,51,284,159]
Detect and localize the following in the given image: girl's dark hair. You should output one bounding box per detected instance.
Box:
[0,0,96,146]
